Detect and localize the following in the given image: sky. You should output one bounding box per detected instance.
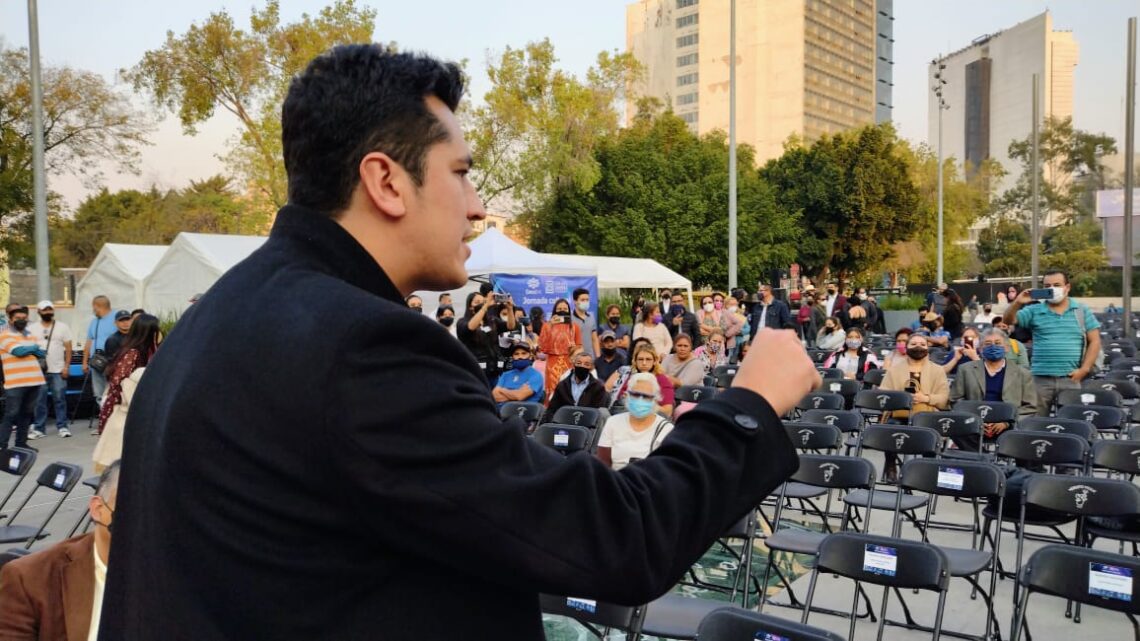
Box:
[1,0,1137,210]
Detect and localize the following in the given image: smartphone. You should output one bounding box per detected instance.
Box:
[963,337,973,349]
[493,293,508,304]
[1028,288,1053,300]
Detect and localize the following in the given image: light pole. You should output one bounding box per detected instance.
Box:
[27,0,50,302]
[727,0,738,290]
[931,57,948,286]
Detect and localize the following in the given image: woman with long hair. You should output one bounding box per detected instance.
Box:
[93,314,162,471]
[632,301,672,357]
[941,288,965,338]
[537,298,582,401]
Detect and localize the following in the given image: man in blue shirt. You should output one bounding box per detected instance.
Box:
[749,283,792,340]
[83,296,119,409]
[1003,270,1101,415]
[492,342,544,407]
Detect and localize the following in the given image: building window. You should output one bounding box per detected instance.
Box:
[677,72,699,87]
[676,14,698,28]
[676,53,698,67]
[677,0,698,7]
[676,33,699,48]
[681,112,698,124]
[676,92,698,106]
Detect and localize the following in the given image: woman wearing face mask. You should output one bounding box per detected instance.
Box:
[694,327,730,372]
[596,373,675,470]
[632,301,672,357]
[879,333,949,481]
[697,295,729,344]
[612,342,675,416]
[719,295,744,361]
[529,306,546,337]
[602,304,631,351]
[537,298,582,402]
[93,314,162,472]
[662,334,706,389]
[940,326,982,375]
[458,292,510,384]
[435,305,457,335]
[882,327,914,368]
[821,327,880,381]
[815,316,845,351]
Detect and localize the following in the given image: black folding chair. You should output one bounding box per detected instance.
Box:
[784,422,843,453]
[703,375,718,388]
[796,392,845,414]
[799,409,863,437]
[0,448,37,517]
[816,378,860,409]
[66,475,101,537]
[801,532,951,641]
[1092,439,1140,477]
[552,405,604,429]
[677,385,718,404]
[539,593,642,640]
[953,400,1018,427]
[532,424,591,456]
[1085,379,1140,404]
[1110,358,1140,372]
[758,455,878,619]
[910,411,984,455]
[1058,388,1124,409]
[500,401,544,433]
[0,462,83,548]
[861,368,886,389]
[1105,370,1140,386]
[1058,404,1126,438]
[852,389,911,425]
[714,372,736,389]
[817,368,845,380]
[844,426,940,533]
[1106,342,1138,357]
[695,607,844,641]
[1019,416,1098,442]
[712,365,740,379]
[1011,545,1140,641]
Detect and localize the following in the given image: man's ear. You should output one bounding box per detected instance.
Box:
[359,151,409,220]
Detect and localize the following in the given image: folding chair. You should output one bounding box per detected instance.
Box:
[500,401,544,434]
[1105,370,1140,386]
[677,385,718,404]
[852,389,911,425]
[817,368,845,381]
[808,350,832,364]
[783,422,842,453]
[539,593,642,640]
[1057,388,1124,409]
[799,409,863,437]
[953,400,1018,427]
[531,424,591,456]
[1019,416,1098,442]
[816,378,860,410]
[1058,404,1126,438]
[0,462,83,548]
[861,368,886,389]
[0,448,37,517]
[801,532,951,641]
[1085,379,1140,404]
[882,459,1007,641]
[712,365,739,379]
[1106,342,1138,357]
[552,406,604,429]
[695,607,844,641]
[1110,358,1140,372]
[1011,545,1140,641]
[758,455,878,618]
[1015,474,1140,624]
[796,392,845,414]
[843,426,940,532]
[910,411,984,455]
[714,372,736,389]
[67,475,101,537]
[1092,439,1140,477]
[677,511,765,606]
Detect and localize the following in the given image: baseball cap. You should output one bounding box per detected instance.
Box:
[600,329,616,340]
[115,310,132,321]
[36,300,54,310]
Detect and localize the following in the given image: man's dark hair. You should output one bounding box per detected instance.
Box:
[1044,270,1069,285]
[572,288,589,301]
[97,459,122,500]
[130,308,146,317]
[282,44,465,215]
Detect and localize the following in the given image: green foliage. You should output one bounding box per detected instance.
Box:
[974,215,1107,291]
[159,311,181,339]
[123,0,377,212]
[761,124,921,284]
[527,113,801,290]
[976,218,1032,277]
[876,294,927,311]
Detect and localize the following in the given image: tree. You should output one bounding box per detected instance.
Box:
[0,46,151,266]
[761,124,922,284]
[527,112,801,289]
[123,0,377,213]
[466,40,641,215]
[976,218,1031,277]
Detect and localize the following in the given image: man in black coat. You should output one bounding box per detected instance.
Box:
[99,45,819,641]
[666,291,702,347]
[750,283,793,340]
[542,352,609,424]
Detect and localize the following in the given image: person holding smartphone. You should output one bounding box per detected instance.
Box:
[880,334,948,481]
[537,298,582,401]
[940,326,982,375]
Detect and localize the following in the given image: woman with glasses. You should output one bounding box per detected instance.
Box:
[612,342,675,416]
[595,373,675,470]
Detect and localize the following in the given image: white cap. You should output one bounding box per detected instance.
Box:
[36,300,53,310]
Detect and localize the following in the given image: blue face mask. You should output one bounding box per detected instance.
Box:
[981,345,1006,362]
[627,397,656,418]
[512,359,533,370]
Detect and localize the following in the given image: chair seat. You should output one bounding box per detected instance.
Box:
[640,593,739,640]
[82,476,99,491]
[764,529,827,555]
[939,545,991,576]
[781,482,827,500]
[940,450,994,462]
[981,504,1073,527]
[0,525,46,545]
[1086,525,1140,543]
[842,489,928,511]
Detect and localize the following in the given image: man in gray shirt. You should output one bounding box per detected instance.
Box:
[571,287,600,358]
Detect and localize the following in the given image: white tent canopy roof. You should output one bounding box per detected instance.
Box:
[76,243,168,311]
[543,253,691,292]
[143,233,267,316]
[465,228,594,277]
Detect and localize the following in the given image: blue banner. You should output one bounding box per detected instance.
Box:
[491,273,599,319]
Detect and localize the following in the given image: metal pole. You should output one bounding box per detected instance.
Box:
[727,0,738,290]
[1030,74,1040,287]
[936,99,944,285]
[27,0,50,302]
[1124,18,1136,335]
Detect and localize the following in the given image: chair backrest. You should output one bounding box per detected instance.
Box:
[1057,388,1123,408]
[1083,378,1140,400]
[714,372,735,388]
[1105,341,1138,357]
[996,431,1089,467]
[861,368,886,388]
[677,385,718,404]
[799,409,863,434]
[1018,545,1140,615]
[500,401,544,424]
[532,424,591,455]
[909,411,982,439]
[1057,404,1124,431]
[539,594,641,631]
[1023,473,1140,518]
[712,365,739,378]
[783,422,843,451]
[815,532,950,591]
[816,378,860,401]
[953,400,1018,424]
[858,425,941,456]
[551,405,602,428]
[1018,416,1097,442]
[1108,358,1140,372]
[1104,370,1140,385]
[791,454,876,491]
[694,607,845,641]
[796,392,845,412]
[899,458,1005,500]
[808,350,831,364]
[0,447,36,518]
[853,389,911,413]
[1092,439,1140,475]
[817,368,845,380]
[34,463,83,494]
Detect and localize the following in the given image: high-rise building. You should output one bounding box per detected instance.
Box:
[625,0,894,165]
[927,11,1078,222]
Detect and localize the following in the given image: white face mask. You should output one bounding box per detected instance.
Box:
[1049,286,1067,304]
[727,306,738,314]
[703,303,714,313]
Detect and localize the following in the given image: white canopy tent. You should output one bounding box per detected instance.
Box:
[76,244,168,311]
[543,253,692,300]
[143,233,267,316]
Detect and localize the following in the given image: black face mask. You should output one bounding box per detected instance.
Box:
[409,307,422,314]
[906,347,929,361]
[601,346,616,357]
[573,365,592,381]
[439,317,455,327]
[608,316,621,325]
[39,314,53,323]
[11,319,27,331]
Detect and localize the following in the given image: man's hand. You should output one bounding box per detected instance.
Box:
[60,370,68,379]
[1068,366,1089,382]
[1015,290,1034,306]
[81,364,88,375]
[732,329,820,417]
[672,315,683,326]
[961,345,979,361]
[983,422,1009,438]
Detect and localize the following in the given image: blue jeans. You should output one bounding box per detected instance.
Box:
[34,373,69,431]
[1,385,43,448]
[91,369,108,405]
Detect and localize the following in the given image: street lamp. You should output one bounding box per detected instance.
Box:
[931,57,949,287]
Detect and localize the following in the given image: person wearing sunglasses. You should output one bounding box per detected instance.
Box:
[596,373,675,470]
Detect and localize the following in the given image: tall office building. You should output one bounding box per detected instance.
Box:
[927,11,1078,222]
[625,0,894,165]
